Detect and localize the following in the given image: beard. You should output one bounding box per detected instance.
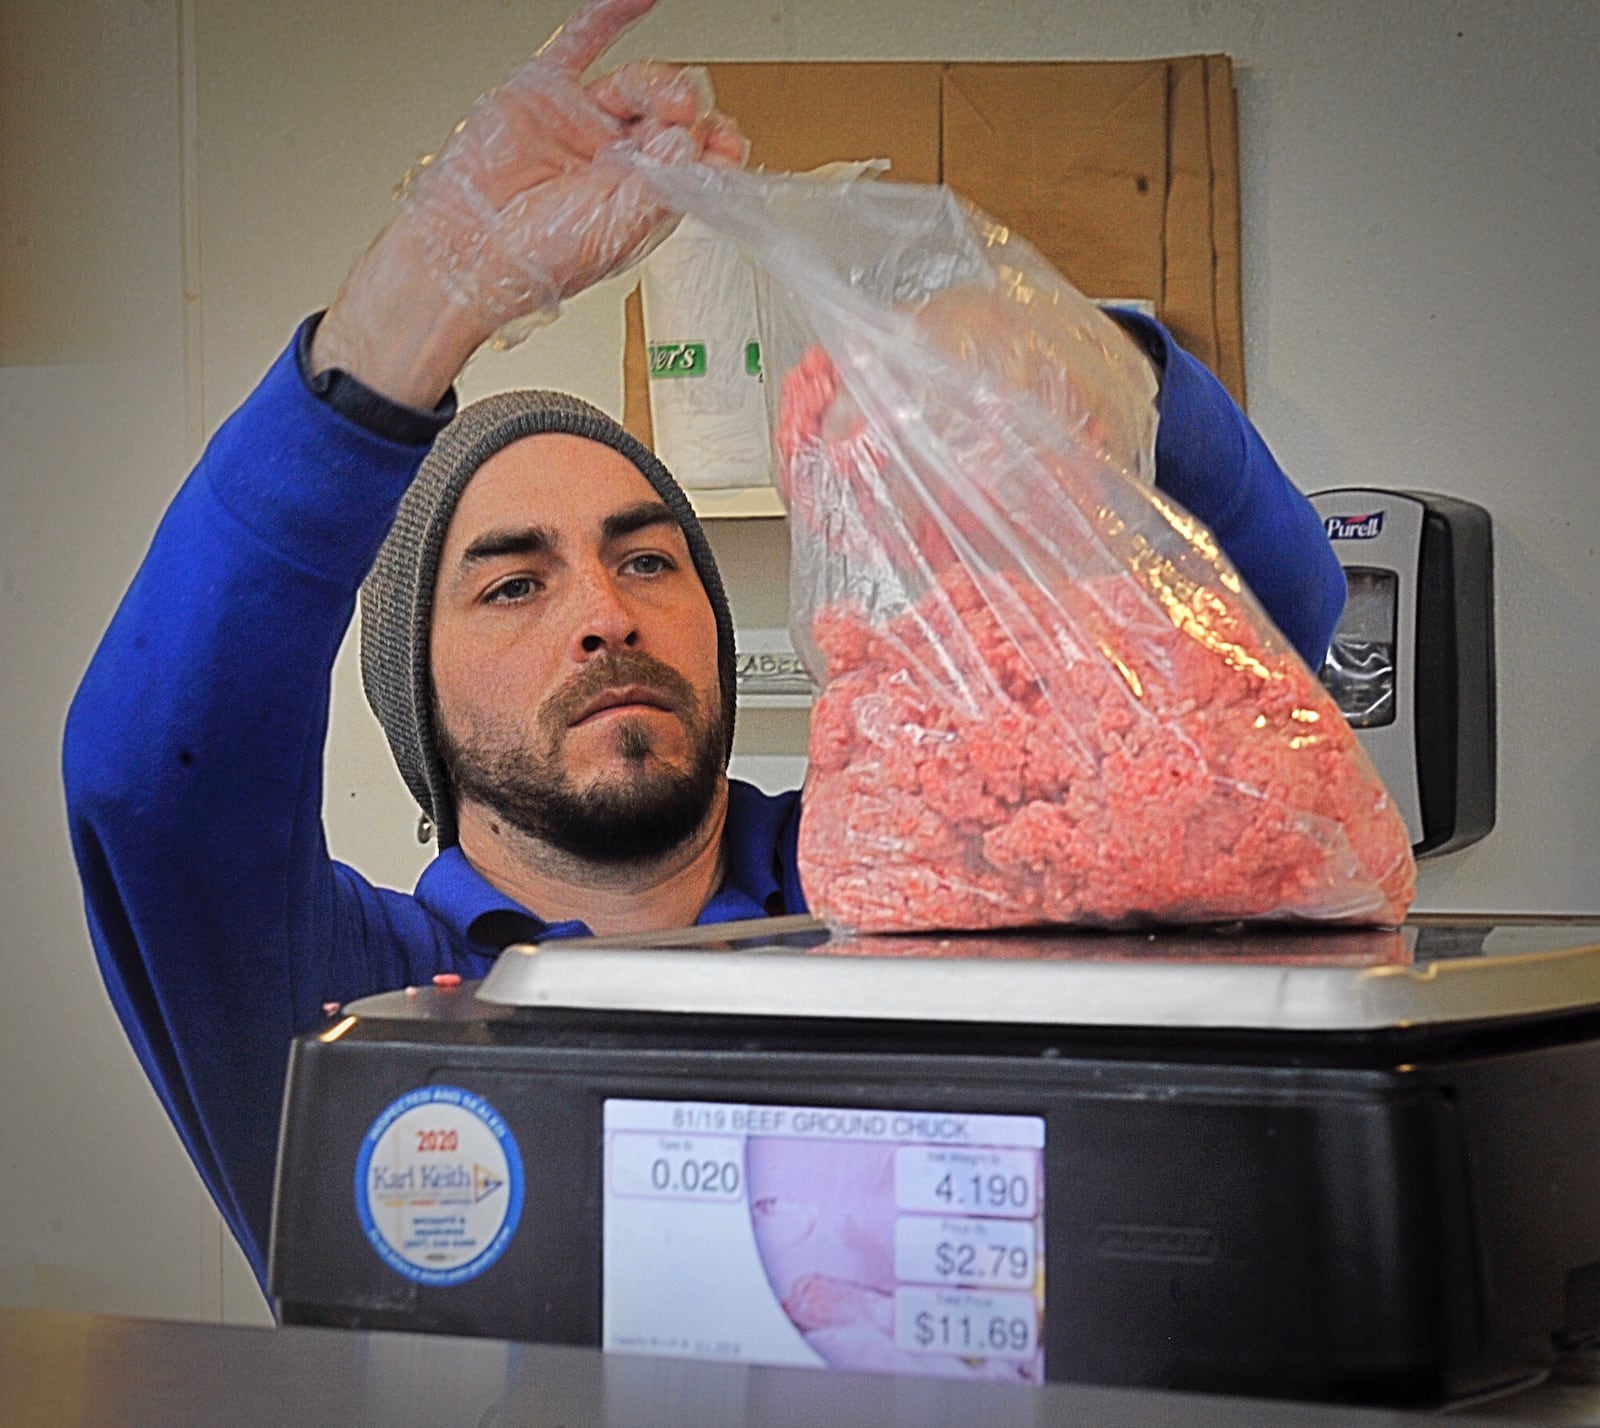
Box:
[436,650,726,866]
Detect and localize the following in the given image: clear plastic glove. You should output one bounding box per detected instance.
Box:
[399,0,746,344]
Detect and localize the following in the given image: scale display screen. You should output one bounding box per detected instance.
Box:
[602,1098,1045,1382]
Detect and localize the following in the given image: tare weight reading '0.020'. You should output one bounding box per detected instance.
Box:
[602,1099,1045,1383]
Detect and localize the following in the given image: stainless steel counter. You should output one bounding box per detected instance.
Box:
[1,1308,1573,1428]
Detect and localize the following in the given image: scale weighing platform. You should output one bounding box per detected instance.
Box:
[271,917,1600,1409]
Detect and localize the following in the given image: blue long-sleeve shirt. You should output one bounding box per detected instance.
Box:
[63,317,1342,1288]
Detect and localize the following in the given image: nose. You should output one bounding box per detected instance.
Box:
[567,565,640,660]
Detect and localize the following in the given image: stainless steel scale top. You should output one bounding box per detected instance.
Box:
[457,916,1600,1035]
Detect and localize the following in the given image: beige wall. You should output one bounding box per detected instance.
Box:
[0,0,248,1320]
[4,0,1598,1323]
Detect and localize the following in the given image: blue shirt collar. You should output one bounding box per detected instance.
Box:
[412,778,803,948]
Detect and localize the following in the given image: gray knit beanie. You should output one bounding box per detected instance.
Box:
[360,390,737,850]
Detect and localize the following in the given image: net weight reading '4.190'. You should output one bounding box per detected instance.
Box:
[896,1145,1039,1217]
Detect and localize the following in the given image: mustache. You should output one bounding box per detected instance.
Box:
[541,650,700,731]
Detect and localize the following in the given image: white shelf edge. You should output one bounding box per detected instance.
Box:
[737,694,814,711]
[685,486,789,520]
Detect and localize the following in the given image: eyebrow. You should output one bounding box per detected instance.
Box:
[454,501,679,572]
[457,525,558,567]
[601,501,678,543]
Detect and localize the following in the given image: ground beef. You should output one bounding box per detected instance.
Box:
[780,347,1415,933]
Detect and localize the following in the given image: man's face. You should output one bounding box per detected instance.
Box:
[429,433,725,863]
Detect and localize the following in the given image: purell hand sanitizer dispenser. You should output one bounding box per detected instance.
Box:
[1308,489,1495,857]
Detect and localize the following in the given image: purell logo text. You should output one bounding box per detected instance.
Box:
[1325,511,1385,540]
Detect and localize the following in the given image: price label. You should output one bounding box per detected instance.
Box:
[895,1216,1036,1289]
[610,1132,744,1202]
[603,1100,1045,1382]
[895,1145,1039,1218]
[894,1287,1039,1360]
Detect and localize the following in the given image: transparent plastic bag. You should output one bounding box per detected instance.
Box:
[638,163,890,488]
[390,0,747,351]
[635,162,1416,932]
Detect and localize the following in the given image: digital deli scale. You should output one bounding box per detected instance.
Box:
[270,918,1600,1407]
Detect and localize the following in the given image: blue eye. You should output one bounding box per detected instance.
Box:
[485,576,539,603]
[623,553,673,577]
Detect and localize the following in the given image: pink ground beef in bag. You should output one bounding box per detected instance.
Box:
[782,349,1415,933]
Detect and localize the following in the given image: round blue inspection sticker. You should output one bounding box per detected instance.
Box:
[354,1086,524,1286]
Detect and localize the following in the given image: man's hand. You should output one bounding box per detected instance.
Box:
[311,0,746,410]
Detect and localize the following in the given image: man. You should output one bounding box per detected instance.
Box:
[63,0,1345,1290]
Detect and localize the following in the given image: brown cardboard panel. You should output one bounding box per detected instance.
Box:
[623,58,1246,449]
[941,63,1170,309]
[622,284,653,446]
[623,62,943,446]
[943,58,1244,407]
[704,63,942,182]
[1206,54,1246,407]
[1165,56,1221,375]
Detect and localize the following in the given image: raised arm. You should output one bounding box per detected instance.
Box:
[310,0,744,408]
[63,0,744,1283]
[1113,311,1347,668]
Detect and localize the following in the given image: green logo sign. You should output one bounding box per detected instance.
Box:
[744,341,763,377]
[648,342,707,378]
